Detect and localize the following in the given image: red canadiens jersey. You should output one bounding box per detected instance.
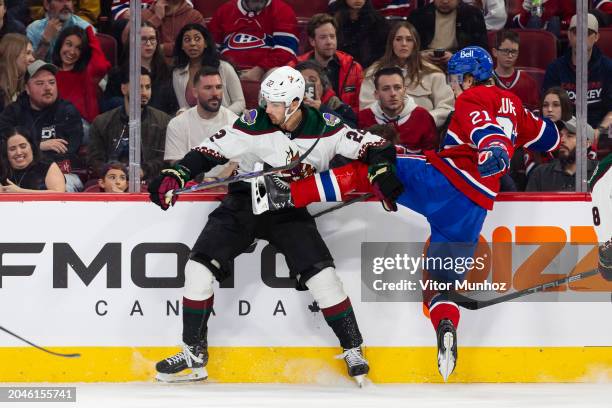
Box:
[425,85,559,210]
[207,0,298,71]
[493,70,541,114]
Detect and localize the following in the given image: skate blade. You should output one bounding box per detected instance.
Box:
[353,374,367,388]
[438,332,456,382]
[156,367,208,383]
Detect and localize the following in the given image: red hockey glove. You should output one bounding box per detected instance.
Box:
[478,140,510,178]
[148,166,191,210]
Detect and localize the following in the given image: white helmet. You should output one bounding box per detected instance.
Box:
[260,66,305,124]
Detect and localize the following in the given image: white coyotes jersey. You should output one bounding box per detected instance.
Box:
[192,107,387,179]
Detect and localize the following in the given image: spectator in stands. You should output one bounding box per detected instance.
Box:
[295,60,357,127]
[104,22,177,115]
[408,0,488,68]
[462,0,507,30]
[0,60,83,191]
[52,26,110,141]
[0,126,65,192]
[88,67,170,182]
[5,1,30,27]
[0,34,35,112]
[138,0,205,60]
[541,86,573,122]
[542,13,612,129]
[492,30,540,113]
[0,0,25,38]
[359,67,437,152]
[112,0,156,20]
[96,161,128,193]
[165,66,238,164]
[208,0,298,82]
[172,23,245,115]
[509,86,572,190]
[29,0,99,25]
[332,0,389,69]
[292,13,363,114]
[513,0,574,35]
[359,21,454,129]
[27,0,93,61]
[329,0,415,18]
[526,117,596,191]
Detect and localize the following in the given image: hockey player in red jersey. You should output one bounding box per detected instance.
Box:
[261,46,561,381]
[207,0,299,81]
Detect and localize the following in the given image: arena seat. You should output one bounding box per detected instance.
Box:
[488,29,558,70]
[96,33,118,66]
[284,0,329,18]
[516,66,546,93]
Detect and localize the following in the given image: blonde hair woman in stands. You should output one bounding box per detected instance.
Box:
[359,21,454,129]
[0,33,35,113]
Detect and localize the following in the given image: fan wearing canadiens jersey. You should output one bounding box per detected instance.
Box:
[207,0,299,81]
[147,66,402,385]
[260,47,560,381]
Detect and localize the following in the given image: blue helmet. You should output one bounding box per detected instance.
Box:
[447,46,494,83]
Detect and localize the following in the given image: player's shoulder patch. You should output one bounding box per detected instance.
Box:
[233,107,273,134]
[239,108,258,126]
[322,112,342,127]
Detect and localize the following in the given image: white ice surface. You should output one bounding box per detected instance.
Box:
[3,383,612,408]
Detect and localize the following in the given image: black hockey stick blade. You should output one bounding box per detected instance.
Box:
[171,133,324,196]
[0,325,81,358]
[312,192,374,218]
[447,268,600,310]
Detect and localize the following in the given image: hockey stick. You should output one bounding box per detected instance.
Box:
[0,325,81,358]
[311,192,374,218]
[169,133,323,197]
[446,268,600,310]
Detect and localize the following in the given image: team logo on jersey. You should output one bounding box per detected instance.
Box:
[240,109,258,125]
[227,33,266,50]
[322,112,341,127]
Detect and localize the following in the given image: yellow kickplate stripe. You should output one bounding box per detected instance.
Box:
[0,347,610,383]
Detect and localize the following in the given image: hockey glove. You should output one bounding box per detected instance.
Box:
[368,162,404,212]
[148,165,191,210]
[478,141,510,178]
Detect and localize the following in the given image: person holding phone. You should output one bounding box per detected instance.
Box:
[296,60,357,127]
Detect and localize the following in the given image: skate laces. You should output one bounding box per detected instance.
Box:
[336,347,367,367]
[166,344,203,368]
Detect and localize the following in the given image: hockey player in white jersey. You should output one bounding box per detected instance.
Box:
[590,151,612,281]
[147,66,404,385]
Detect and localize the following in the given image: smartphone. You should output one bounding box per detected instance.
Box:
[305,81,316,100]
[433,48,446,58]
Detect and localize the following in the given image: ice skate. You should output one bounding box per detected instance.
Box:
[155,343,208,383]
[336,346,369,387]
[436,319,457,382]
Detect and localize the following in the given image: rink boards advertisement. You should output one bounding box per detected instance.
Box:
[0,193,610,383]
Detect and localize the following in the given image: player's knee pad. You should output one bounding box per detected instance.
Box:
[305,267,347,308]
[183,259,216,300]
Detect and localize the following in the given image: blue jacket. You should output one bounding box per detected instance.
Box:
[542,46,612,128]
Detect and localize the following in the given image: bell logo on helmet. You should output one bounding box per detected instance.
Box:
[460,49,474,58]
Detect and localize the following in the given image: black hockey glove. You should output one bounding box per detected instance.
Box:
[367,162,404,212]
[148,165,191,210]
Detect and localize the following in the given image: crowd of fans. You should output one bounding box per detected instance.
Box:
[0,0,609,194]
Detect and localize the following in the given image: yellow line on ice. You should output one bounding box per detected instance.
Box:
[0,347,610,383]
